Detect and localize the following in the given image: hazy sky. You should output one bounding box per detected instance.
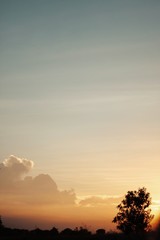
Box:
[0,0,160,230]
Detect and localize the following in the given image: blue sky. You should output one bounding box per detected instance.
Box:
[0,0,160,202]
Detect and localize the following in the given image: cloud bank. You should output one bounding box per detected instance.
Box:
[0,155,76,205]
[0,155,123,231]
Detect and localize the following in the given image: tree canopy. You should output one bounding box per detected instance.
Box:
[113,187,154,235]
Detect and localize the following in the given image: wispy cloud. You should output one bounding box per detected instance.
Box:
[79,195,123,207]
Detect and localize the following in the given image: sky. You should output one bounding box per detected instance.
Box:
[0,0,160,231]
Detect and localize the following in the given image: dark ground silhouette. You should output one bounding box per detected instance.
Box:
[0,223,158,240]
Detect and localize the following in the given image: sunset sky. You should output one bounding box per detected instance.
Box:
[0,0,160,231]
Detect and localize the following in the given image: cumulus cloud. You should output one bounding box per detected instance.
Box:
[3,155,34,171]
[0,155,34,185]
[0,155,76,205]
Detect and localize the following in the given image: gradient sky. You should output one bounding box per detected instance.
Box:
[0,0,160,231]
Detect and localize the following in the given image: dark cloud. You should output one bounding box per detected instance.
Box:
[0,155,76,205]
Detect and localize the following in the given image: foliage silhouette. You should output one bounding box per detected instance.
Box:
[113,187,154,236]
[0,216,4,229]
[96,228,105,235]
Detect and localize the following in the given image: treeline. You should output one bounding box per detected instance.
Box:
[0,225,159,240]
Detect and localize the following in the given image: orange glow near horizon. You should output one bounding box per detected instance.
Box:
[1,203,116,231]
[1,192,160,232]
[0,155,160,231]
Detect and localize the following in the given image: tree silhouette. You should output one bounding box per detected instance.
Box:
[0,216,4,229]
[113,187,154,236]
